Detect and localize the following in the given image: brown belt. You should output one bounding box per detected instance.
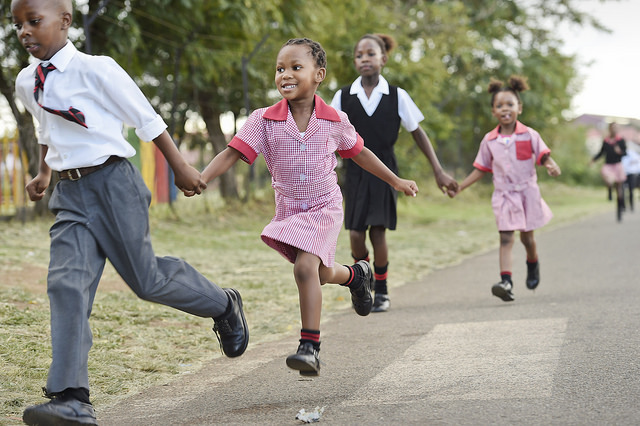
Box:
[58,156,124,181]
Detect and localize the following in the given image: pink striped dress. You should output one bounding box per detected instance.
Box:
[473,121,553,232]
[229,95,364,266]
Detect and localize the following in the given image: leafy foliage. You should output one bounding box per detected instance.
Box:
[1,0,611,199]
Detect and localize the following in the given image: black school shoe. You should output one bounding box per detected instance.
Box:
[526,262,540,290]
[213,288,249,357]
[350,260,374,316]
[491,280,514,302]
[286,342,320,376]
[23,398,97,426]
[371,293,390,312]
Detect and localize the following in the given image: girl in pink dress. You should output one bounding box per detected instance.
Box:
[452,76,561,302]
[201,38,418,375]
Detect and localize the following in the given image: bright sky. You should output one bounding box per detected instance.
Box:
[561,0,640,119]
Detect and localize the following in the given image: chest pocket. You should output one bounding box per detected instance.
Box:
[516,140,533,160]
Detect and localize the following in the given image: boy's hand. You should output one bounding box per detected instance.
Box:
[446,187,459,198]
[174,165,207,197]
[25,173,51,201]
[394,178,419,197]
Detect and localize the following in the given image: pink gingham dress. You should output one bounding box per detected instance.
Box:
[473,121,553,232]
[229,95,364,266]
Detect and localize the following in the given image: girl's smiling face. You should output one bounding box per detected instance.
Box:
[491,91,522,129]
[275,44,325,102]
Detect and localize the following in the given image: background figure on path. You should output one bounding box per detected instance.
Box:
[331,33,457,313]
[591,122,627,222]
[451,75,561,302]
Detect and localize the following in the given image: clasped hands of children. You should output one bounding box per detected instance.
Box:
[446,157,561,198]
[175,168,422,198]
[176,170,420,198]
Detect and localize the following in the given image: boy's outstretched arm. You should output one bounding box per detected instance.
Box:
[25,145,52,201]
[411,127,458,193]
[351,146,418,197]
[201,147,243,184]
[153,130,207,197]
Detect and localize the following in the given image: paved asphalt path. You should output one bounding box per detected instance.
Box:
[100,209,640,425]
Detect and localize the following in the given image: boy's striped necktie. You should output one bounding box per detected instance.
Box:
[34,63,87,128]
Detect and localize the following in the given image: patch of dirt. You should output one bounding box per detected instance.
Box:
[1,263,129,294]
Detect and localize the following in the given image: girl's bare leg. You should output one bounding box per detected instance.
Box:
[499,231,515,273]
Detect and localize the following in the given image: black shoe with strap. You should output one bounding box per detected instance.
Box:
[350,260,373,316]
[526,262,540,290]
[286,342,321,376]
[492,280,514,302]
[213,288,249,358]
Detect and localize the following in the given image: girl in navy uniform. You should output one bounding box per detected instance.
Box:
[331,33,457,312]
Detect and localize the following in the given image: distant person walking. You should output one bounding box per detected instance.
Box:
[451,76,561,302]
[591,122,627,221]
[331,33,457,312]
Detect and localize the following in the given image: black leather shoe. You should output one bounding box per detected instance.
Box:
[351,260,373,316]
[286,342,320,376]
[492,280,514,302]
[526,262,540,290]
[23,398,97,425]
[213,288,249,357]
[371,293,390,312]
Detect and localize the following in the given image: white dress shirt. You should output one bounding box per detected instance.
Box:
[330,75,425,133]
[15,41,166,171]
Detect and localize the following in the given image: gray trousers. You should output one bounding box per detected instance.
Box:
[45,159,229,393]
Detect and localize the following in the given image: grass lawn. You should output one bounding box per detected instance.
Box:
[0,182,609,423]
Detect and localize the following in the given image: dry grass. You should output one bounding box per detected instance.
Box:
[0,182,608,423]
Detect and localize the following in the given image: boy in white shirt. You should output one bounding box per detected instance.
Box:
[12,0,249,424]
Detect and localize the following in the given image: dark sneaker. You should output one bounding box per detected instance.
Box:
[23,398,97,425]
[371,293,390,313]
[213,288,249,357]
[286,342,320,376]
[350,260,373,316]
[526,262,540,290]
[492,280,514,302]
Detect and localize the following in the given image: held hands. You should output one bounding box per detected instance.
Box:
[394,178,419,197]
[174,164,207,197]
[435,169,459,196]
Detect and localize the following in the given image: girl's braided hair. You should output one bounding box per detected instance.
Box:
[282,38,327,68]
[488,75,529,106]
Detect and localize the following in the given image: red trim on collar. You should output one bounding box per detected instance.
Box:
[262,95,341,122]
[487,121,528,140]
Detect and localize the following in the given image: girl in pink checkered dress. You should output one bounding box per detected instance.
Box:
[202,38,418,376]
[452,76,561,302]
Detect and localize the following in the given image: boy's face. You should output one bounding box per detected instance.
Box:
[11,0,71,61]
[275,44,325,102]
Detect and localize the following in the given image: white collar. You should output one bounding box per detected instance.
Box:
[349,75,390,96]
[40,41,76,73]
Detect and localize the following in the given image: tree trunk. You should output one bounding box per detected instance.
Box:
[0,66,51,216]
[197,91,239,200]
